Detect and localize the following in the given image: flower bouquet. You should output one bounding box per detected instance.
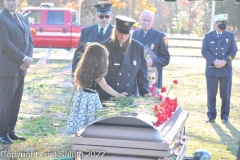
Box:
[98,80,179,128]
[153,80,178,127]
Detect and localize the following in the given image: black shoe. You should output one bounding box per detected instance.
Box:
[206,118,215,123]
[0,135,14,144]
[222,119,229,123]
[9,133,26,141]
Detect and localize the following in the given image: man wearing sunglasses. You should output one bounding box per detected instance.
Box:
[202,14,238,124]
[72,3,113,75]
[132,10,170,89]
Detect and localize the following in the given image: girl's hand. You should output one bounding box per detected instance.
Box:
[143,93,152,97]
[116,92,128,97]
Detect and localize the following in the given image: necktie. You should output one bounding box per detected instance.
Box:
[99,28,104,39]
[13,13,21,27]
[218,34,221,39]
[143,32,147,37]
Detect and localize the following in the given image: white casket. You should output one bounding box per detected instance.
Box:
[70,107,189,160]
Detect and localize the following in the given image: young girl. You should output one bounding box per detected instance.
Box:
[66,43,127,135]
[148,67,160,96]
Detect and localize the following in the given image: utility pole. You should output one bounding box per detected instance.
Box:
[78,0,83,25]
[210,0,215,31]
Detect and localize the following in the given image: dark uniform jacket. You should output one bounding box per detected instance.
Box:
[132,28,170,88]
[72,24,113,74]
[99,39,150,100]
[202,30,238,77]
[0,7,33,77]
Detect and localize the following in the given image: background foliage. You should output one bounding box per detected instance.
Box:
[0,0,239,38]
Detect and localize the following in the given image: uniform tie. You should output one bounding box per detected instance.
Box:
[13,13,22,28]
[218,34,221,39]
[99,28,104,39]
[143,32,147,37]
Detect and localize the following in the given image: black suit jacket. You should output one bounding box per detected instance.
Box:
[0,7,33,77]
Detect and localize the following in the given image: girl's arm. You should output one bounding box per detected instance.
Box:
[97,77,127,97]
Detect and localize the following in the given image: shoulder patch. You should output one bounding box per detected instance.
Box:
[163,36,168,46]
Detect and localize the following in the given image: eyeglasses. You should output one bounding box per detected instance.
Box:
[99,15,110,19]
[149,76,156,80]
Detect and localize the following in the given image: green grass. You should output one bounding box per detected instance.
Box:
[21,116,56,136]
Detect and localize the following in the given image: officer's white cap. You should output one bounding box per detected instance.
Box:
[214,14,228,23]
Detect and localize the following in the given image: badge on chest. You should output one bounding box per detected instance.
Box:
[133,60,136,66]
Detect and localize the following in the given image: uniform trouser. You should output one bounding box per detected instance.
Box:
[206,76,232,120]
[0,76,24,136]
[156,69,163,88]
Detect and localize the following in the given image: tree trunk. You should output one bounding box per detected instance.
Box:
[131,0,135,19]
[155,0,164,32]
[174,3,179,33]
[0,0,4,10]
[80,0,98,25]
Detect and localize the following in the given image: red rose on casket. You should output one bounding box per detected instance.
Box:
[153,80,178,127]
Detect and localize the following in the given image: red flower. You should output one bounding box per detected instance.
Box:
[159,94,163,100]
[160,86,166,93]
[154,105,158,112]
[153,80,178,127]
[172,98,178,111]
[173,80,178,84]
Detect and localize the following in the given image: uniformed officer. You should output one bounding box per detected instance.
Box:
[202,14,238,123]
[132,10,170,88]
[72,3,113,75]
[99,15,151,101]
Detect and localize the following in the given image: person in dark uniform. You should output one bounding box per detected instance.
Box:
[202,14,238,123]
[132,10,170,88]
[99,15,151,101]
[72,3,113,75]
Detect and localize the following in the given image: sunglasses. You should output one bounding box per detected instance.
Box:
[149,76,156,80]
[99,15,110,19]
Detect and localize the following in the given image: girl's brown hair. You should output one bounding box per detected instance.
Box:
[74,43,109,89]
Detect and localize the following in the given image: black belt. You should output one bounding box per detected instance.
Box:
[83,88,98,93]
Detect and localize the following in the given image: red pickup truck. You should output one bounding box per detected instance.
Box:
[22,6,88,49]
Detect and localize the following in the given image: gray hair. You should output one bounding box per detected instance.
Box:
[140,10,155,19]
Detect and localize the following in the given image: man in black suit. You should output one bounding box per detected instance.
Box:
[72,3,113,75]
[0,0,33,144]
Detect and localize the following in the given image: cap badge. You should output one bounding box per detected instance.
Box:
[125,22,129,26]
[100,4,104,8]
[133,60,136,66]
[151,44,154,49]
